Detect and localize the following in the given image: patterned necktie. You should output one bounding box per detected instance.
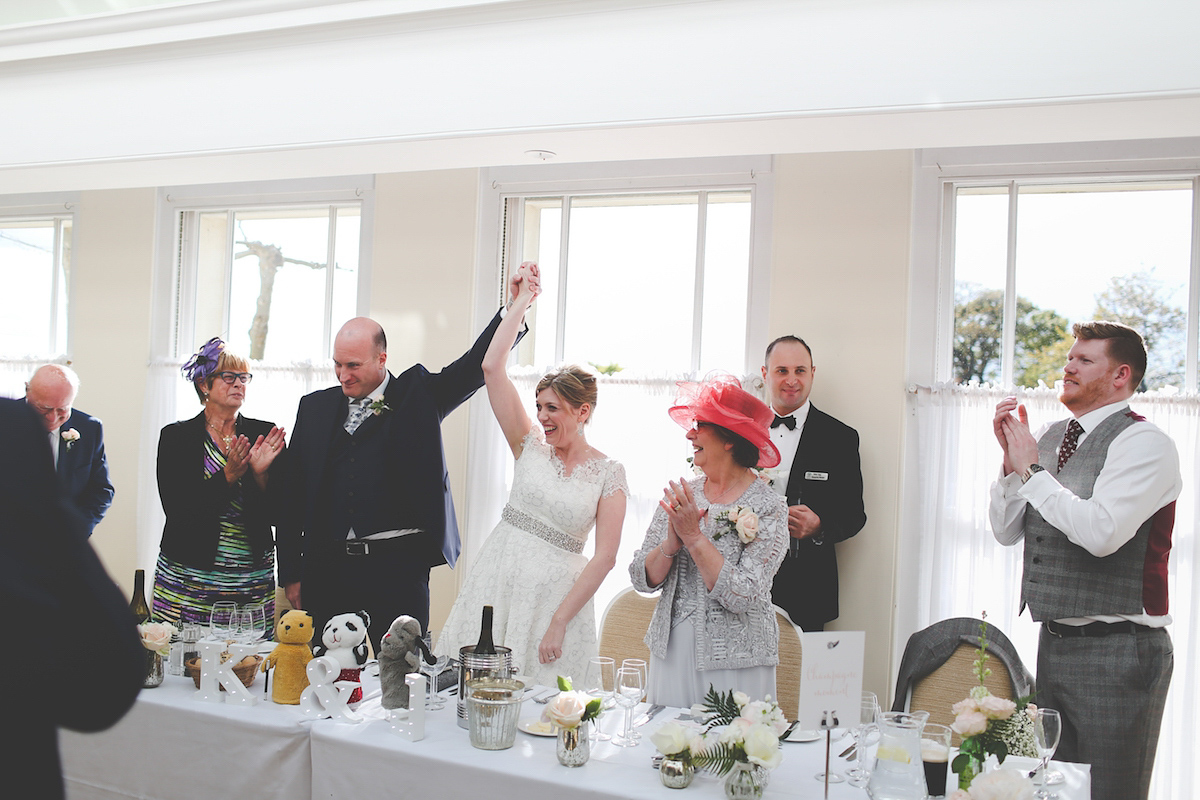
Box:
[1057,419,1084,471]
[771,414,796,430]
[344,399,371,434]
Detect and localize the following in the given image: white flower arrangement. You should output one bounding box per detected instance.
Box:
[540,676,602,730]
[686,687,792,774]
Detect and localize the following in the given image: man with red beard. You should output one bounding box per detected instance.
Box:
[989,321,1181,800]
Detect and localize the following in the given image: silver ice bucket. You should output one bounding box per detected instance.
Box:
[456,645,515,729]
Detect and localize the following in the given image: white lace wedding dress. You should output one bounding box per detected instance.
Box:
[438,426,628,687]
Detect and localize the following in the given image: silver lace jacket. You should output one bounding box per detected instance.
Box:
[629,476,788,671]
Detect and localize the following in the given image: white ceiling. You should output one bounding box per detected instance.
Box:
[2,0,1199,193]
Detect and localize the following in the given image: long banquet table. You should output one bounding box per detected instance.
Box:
[61,673,1090,800]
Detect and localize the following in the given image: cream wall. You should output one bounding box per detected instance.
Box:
[74,187,157,591]
[43,155,914,701]
[766,152,913,701]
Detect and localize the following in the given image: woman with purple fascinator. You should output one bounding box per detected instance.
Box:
[151,337,287,634]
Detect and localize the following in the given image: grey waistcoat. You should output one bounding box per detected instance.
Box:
[1022,410,1150,621]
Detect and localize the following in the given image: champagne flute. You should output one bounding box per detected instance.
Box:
[584,657,615,741]
[621,658,648,740]
[238,604,267,645]
[421,630,451,710]
[612,667,643,747]
[845,690,878,784]
[1033,708,1062,799]
[209,601,238,644]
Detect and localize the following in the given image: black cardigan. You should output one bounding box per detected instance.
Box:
[156,411,281,569]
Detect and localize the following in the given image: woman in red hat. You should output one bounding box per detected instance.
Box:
[630,374,789,708]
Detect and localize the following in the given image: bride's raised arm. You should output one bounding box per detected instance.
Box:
[483,261,540,457]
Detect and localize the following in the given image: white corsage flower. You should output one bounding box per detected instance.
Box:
[61,428,80,450]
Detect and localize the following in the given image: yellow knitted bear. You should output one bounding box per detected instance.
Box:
[262,610,315,705]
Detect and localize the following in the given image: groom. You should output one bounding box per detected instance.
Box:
[278,275,527,648]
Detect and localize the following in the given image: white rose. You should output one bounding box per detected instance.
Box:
[963,768,1034,800]
[742,723,783,769]
[735,511,760,543]
[951,710,989,737]
[951,698,978,716]
[726,506,744,525]
[138,622,176,655]
[977,694,1016,720]
[541,690,587,729]
[733,691,750,709]
[650,722,691,757]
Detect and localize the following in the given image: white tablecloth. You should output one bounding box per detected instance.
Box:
[61,674,1090,800]
[61,675,312,800]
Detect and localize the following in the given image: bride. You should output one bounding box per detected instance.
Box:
[438,263,627,686]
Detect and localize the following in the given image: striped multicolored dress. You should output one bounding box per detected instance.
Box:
[152,437,275,635]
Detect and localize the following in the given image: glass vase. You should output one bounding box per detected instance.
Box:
[143,650,164,689]
[724,761,764,800]
[556,725,590,767]
[956,754,983,790]
[659,755,694,789]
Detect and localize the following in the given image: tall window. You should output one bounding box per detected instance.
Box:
[0,212,72,394]
[466,158,772,625]
[950,181,1197,391]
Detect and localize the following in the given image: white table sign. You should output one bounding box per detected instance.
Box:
[387,673,426,741]
[300,655,364,722]
[796,631,865,732]
[194,640,259,705]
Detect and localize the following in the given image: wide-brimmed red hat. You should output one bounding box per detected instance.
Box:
[668,373,780,468]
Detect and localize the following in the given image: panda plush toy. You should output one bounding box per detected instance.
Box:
[312,611,371,704]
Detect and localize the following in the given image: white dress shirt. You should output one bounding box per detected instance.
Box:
[989,399,1182,626]
[765,400,810,499]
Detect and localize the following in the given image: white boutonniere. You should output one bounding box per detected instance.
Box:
[368,398,391,416]
[713,506,760,544]
[61,428,80,450]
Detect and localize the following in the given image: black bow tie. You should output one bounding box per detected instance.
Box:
[771,414,796,431]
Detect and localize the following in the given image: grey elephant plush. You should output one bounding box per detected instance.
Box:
[379,615,435,709]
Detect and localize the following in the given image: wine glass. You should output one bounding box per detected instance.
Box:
[845,691,878,784]
[1033,708,1062,799]
[238,604,267,645]
[209,602,238,644]
[421,630,451,710]
[612,667,643,747]
[584,657,615,741]
[621,659,648,740]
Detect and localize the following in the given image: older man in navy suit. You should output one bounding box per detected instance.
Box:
[278,275,528,649]
[761,336,866,632]
[26,364,115,537]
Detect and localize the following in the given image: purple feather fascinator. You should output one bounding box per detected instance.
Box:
[182,337,225,382]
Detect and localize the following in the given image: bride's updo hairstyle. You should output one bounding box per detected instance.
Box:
[536,366,598,424]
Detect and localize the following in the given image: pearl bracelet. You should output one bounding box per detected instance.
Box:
[659,542,679,559]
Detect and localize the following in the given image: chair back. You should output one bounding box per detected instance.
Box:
[597,586,656,669]
[910,644,1015,743]
[774,607,804,721]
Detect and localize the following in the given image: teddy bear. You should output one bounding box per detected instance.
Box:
[312,610,371,704]
[262,609,315,705]
[378,615,435,709]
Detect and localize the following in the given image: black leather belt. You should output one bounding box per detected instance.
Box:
[343,535,419,556]
[1045,620,1147,638]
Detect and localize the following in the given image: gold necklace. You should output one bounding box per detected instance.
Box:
[205,417,234,450]
[706,471,753,505]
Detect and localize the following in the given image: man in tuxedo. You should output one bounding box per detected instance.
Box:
[1,398,143,799]
[278,280,526,649]
[26,364,115,536]
[990,321,1180,800]
[762,336,866,631]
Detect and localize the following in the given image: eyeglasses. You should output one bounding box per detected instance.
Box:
[216,371,253,385]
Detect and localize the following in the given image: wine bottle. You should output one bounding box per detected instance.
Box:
[475,605,496,655]
[130,568,151,624]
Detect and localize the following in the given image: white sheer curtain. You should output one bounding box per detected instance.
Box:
[902,383,1199,799]
[0,357,62,399]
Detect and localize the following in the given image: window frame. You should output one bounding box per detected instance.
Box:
[909,138,1200,393]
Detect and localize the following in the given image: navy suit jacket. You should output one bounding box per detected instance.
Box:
[277,310,515,586]
[769,405,866,629]
[56,408,115,536]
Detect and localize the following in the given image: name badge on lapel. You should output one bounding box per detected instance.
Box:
[804,471,829,481]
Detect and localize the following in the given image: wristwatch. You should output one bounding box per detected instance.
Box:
[1021,464,1045,483]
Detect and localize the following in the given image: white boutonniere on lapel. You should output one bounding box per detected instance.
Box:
[367,398,391,416]
[61,428,80,451]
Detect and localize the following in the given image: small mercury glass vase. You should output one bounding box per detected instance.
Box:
[724,761,765,800]
[143,650,165,689]
[659,755,694,788]
[556,725,590,767]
